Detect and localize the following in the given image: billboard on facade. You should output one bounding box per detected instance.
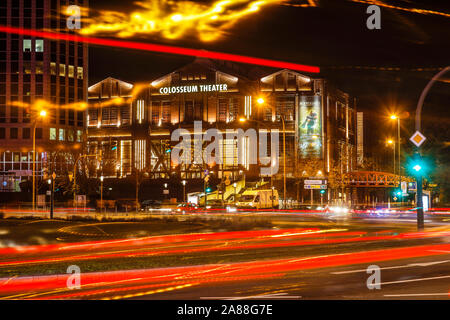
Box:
[299,95,322,158]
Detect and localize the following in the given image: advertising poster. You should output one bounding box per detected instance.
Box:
[299,95,322,158]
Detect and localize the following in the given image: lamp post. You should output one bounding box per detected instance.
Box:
[100,175,104,213]
[182,180,186,203]
[386,139,396,175]
[280,115,286,209]
[50,172,55,219]
[390,115,401,186]
[233,182,237,204]
[32,109,46,211]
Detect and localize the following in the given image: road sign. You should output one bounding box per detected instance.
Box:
[37,194,46,206]
[408,182,417,192]
[304,179,327,185]
[410,131,426,147]
[304,184,327,190]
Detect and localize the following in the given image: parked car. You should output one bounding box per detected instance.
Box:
[206,199,226,209]
[140,199,162,211]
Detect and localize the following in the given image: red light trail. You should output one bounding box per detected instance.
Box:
[0,26,320,73]
[1,242,450,299]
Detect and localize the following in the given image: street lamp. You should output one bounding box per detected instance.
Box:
[182,180,186,203]
[100,175,104,213]
[32,109,47,211]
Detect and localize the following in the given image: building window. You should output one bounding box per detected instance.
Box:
[218,98,227,122]
[76,130,82,142]
[10,106,19,123]
[49,128,56,140]
[68,65,74,78]
[162,101,171,124]
[23,39,32,52]
[10,128,18,139]
[50,62,56,75]
[229,98,239,122]
[59,64,65,77]
[22,127,30,139]
[58,128,64,141]
[35,39,44,52]
[0,127,5,139]
[151,101,160,124]
[77,67,83,79]
[36,128,43,139]
[67,129,74,142]
[136,100,145,124]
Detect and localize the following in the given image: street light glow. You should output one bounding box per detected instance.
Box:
[413,164,422,172]
[390,114,398,120]
[239,117,246,122]
[39,110,47,117]
[257,97,264,104]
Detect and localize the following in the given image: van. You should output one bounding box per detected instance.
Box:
[236,189,279,209]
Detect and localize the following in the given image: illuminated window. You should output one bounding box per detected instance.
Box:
[58,128,64,141]
[76,130,82,142]
[36,61,43,75]
[136,99,145,124]
[67,129,74,142]
[151,101,160,124]
[49,128,56,140]
[77,67,83,79]
[68,65,74,78]
[23,62,31,74]
[134,139,146,170]
[23,39,32,52]
[59,64,65,77]
[35,39,44,52]
[201,74,206,80]
[50,62,56,75]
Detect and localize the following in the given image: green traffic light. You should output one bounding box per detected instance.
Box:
[413,164,422,172]
[320,190,326,194]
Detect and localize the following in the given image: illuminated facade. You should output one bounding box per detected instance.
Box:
[87,59,356,195]
[0,0,88,192]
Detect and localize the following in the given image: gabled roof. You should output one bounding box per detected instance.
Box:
[260,69,312,83]
[88,77,134,93]
[88,77,134,98]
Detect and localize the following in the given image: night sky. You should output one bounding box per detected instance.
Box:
[87,0,450,155]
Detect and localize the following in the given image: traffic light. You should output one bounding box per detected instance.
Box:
[320,189,326,194]
[111,141,117,151]
[406,152,432,177]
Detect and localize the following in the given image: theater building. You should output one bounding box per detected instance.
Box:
[87,58,356,200]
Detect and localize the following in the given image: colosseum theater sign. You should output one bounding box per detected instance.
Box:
[159,83,228,94]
